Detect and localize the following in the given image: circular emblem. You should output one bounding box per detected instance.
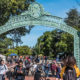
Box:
[28,3,42,18]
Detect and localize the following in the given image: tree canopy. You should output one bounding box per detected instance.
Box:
[0,0,35,26]
[0,0,35,49]
[35,30,73,57]
[65,9,80,31]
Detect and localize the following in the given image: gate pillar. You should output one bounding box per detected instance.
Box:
[74,31,80,69]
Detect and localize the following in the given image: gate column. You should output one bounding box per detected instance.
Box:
[74,32,80,69]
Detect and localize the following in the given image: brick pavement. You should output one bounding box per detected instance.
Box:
[6,76,62,80]
[25,76,62,80]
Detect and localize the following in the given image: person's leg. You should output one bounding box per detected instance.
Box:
[2,75,5,80]
[46,70,49,77]
[0,75,3,80]
[34,73,37,80]
[51,70,54,77]
[26,68,29,76]
[45,70,48,77]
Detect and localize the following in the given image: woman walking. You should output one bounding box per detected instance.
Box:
[60,56,80,80]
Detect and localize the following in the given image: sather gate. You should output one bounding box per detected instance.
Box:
[0,2,80,68]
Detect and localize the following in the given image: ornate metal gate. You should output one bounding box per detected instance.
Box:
[0,2,80,68]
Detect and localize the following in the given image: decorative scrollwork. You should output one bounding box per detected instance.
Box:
[0,2,80,69]
[77,31,80,37]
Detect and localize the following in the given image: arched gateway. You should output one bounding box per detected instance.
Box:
[0,2,80,68]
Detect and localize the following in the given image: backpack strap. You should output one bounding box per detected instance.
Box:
[4,65,7,70]
[63,66,77,80]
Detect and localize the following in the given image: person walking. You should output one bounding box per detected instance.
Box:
[0,58,8,80]
[51,61,57,77]
[56,63,61,79]
[25,58,31,76]
[60,56,80,80]
[14,60,25,80]
[34,65,42,80]
[44,61,50,77]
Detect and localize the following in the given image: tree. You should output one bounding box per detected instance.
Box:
[15,46,32,55]
[55,33,73,56]
[0,0,35,26]
[0,0,35,47]
[0,37,13,54]
[4,38,13,48]
[50,30,62,57]
[8,26,33,47]
[35,31,52,56]
[65,9,80,31]
[35,30,74,58]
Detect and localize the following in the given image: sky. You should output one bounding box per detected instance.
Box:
[21,0,80,48]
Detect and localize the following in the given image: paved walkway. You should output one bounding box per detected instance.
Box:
[6,76,62,80]
[26,76,62,80]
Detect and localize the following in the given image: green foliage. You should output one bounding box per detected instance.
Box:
[0,0,35,26]
[35,30,73,57]
[0,0,35,47]
[0,37,13,54]
[15,46,32,55]
[5,49,18,56]
[8,26,34,47]
[35,31,52,56]
[65,9,80,31]
[3,45,32,56]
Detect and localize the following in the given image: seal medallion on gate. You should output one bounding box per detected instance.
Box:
[28,2,43,18]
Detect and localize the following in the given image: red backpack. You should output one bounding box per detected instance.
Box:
[51,64,57,71]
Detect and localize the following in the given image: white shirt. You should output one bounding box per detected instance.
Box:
[33,64,37,69]
[0,64,8,74]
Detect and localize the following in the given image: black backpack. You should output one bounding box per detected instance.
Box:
[63,66,77,80]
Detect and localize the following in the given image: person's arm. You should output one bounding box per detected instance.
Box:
[74,65,80,77]
[60,67,66,79]
[5,65,8,72]
[23,68,26,76]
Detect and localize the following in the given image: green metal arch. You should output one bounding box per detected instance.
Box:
[0,2,80,68]
[0,15,77,35]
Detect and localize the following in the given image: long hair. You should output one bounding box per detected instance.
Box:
[0,57,3,65]
[64,56,76,67]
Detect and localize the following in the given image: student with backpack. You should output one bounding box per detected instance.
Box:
[35,55,40,63]
[0,59,8,80]
[56,63,61,79]
[44,61,50,77]
[14,60,25,80]
[51,61,57,77]
[34,64,42,80]
[60,56,80,80]
[25,58,31,76]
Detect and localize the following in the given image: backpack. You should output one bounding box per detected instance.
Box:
[4,65,7,70]
[51,64,56,71]
[0,65,7,71]
[25,63,30,69]
[35,58,39,63]
[14,66,25,79]
[63,66,77,80]
[25,60,28,65]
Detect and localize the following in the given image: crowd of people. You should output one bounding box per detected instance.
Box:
[0,55,80,80]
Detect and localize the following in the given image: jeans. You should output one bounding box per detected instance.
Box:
[15,76,25,80]
[15,79,24,80]
[45,70,49,77]
[0,74,5,80]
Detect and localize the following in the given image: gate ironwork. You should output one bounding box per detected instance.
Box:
[0,2,80,68]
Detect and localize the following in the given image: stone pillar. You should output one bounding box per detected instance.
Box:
[74,31,80,69]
